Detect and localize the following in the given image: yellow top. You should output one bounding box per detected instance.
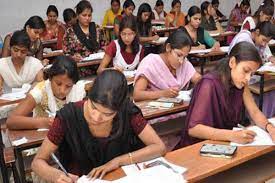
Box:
[102,8,122,26]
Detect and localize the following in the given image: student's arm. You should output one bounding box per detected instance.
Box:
[187,79,256,144]
[88,123,166,179]
[189,124,255,144]
[190,72,201,84]
[32,137,79,183]
[6,94,53,130]
[203,30,220,50]
[133,76,179,101]
[243,86,275,141]
[2,35,11,57]
[139,35,159,44]
[97,53,113,74]
[35,70,44,82]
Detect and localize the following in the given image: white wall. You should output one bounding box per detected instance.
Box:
[0,0,264,38]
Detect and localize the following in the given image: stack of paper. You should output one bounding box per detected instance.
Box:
[257,62,275,73]
[0,83,31,101]
[176,89,192,102]
[151,37,168,44]
[147,101,174,108]
[82,52,105,61]
[230,125,275,146]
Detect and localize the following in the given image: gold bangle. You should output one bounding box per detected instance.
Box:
[128,152,133,164]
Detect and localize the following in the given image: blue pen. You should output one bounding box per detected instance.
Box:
[50,153,69,177]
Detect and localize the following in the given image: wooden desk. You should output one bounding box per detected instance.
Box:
[211,31,237,41]
[43,50,64,59]
[41,39,57,46]
[76,59,102,68]
[251,72,275,110]
[8,129,48,183]
[135,101,189,120]
[104,140,275,182]
[189,50,227,74]
[154,27,178,33]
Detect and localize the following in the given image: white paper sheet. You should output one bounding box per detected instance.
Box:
[151,37,168,44]
[268,118,275,125]
[257,62,275,73]
[115,165,186,183]
[82,52,105,61]
[176,89,192,102]
[123,70,136,78]
[122,157,187,176]
[230,126,275,146]
[77,176,111,183]
[12,137,28,146]
[268,39,275,45]
[189,46,229,54]
[0,83,31,101]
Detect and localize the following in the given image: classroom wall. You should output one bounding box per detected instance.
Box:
[0,0,264,38]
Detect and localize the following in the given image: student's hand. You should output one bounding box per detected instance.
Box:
[88,157,120,180]
[211,42,220,51]
[161,87,180,98]
[230,130,256,144]
[267,125,275,142]
[54,172,79,183]
[72,54,83,62]
[197,45,206,50]
[268,56,275,65]
[42,59,50,66]
[152,35,160,41]
[48,117,55,127]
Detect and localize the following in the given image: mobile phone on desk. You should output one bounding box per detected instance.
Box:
[200,144,237,159]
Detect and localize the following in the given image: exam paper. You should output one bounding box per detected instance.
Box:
[176,89,193,102]
[82,52,105,61]
[77,176,111,183]
[12,137,28,146]
[257,62,275,73]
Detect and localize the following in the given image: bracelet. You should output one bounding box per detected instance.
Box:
[128,152,133,164]
[265,122,272,132]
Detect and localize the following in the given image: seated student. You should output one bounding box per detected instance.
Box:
[165,0,186,28]
[230,22,275,63]
[56,8,77,50]
[229,22,275,117]
[0,30,43,95]
[102,0,122,27]
[152,0,167,21]
[31,70,166,181]
[137,3,159,45]
[241,4,274,31]
[200,1,223,34]
[134,29,201,102]
[226,0,250,43]
[114,0,135,38]
[211,0,226,20]
[41,5,65,43]
[63,1,99,62]
[2,16,46,63]
[97,16,144,74]
[63,8,77,29]
[7,56,86,130]
[177,42,275,147]
[181,6,220,50]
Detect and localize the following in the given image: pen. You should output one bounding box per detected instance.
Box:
[50,153,69,177]
[237,123,246,129]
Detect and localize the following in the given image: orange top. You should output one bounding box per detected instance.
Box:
[165,11,186,27]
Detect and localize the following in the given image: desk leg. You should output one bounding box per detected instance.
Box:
[259,75,264,111]
[14,148,26,183]
[200,58,206,75]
